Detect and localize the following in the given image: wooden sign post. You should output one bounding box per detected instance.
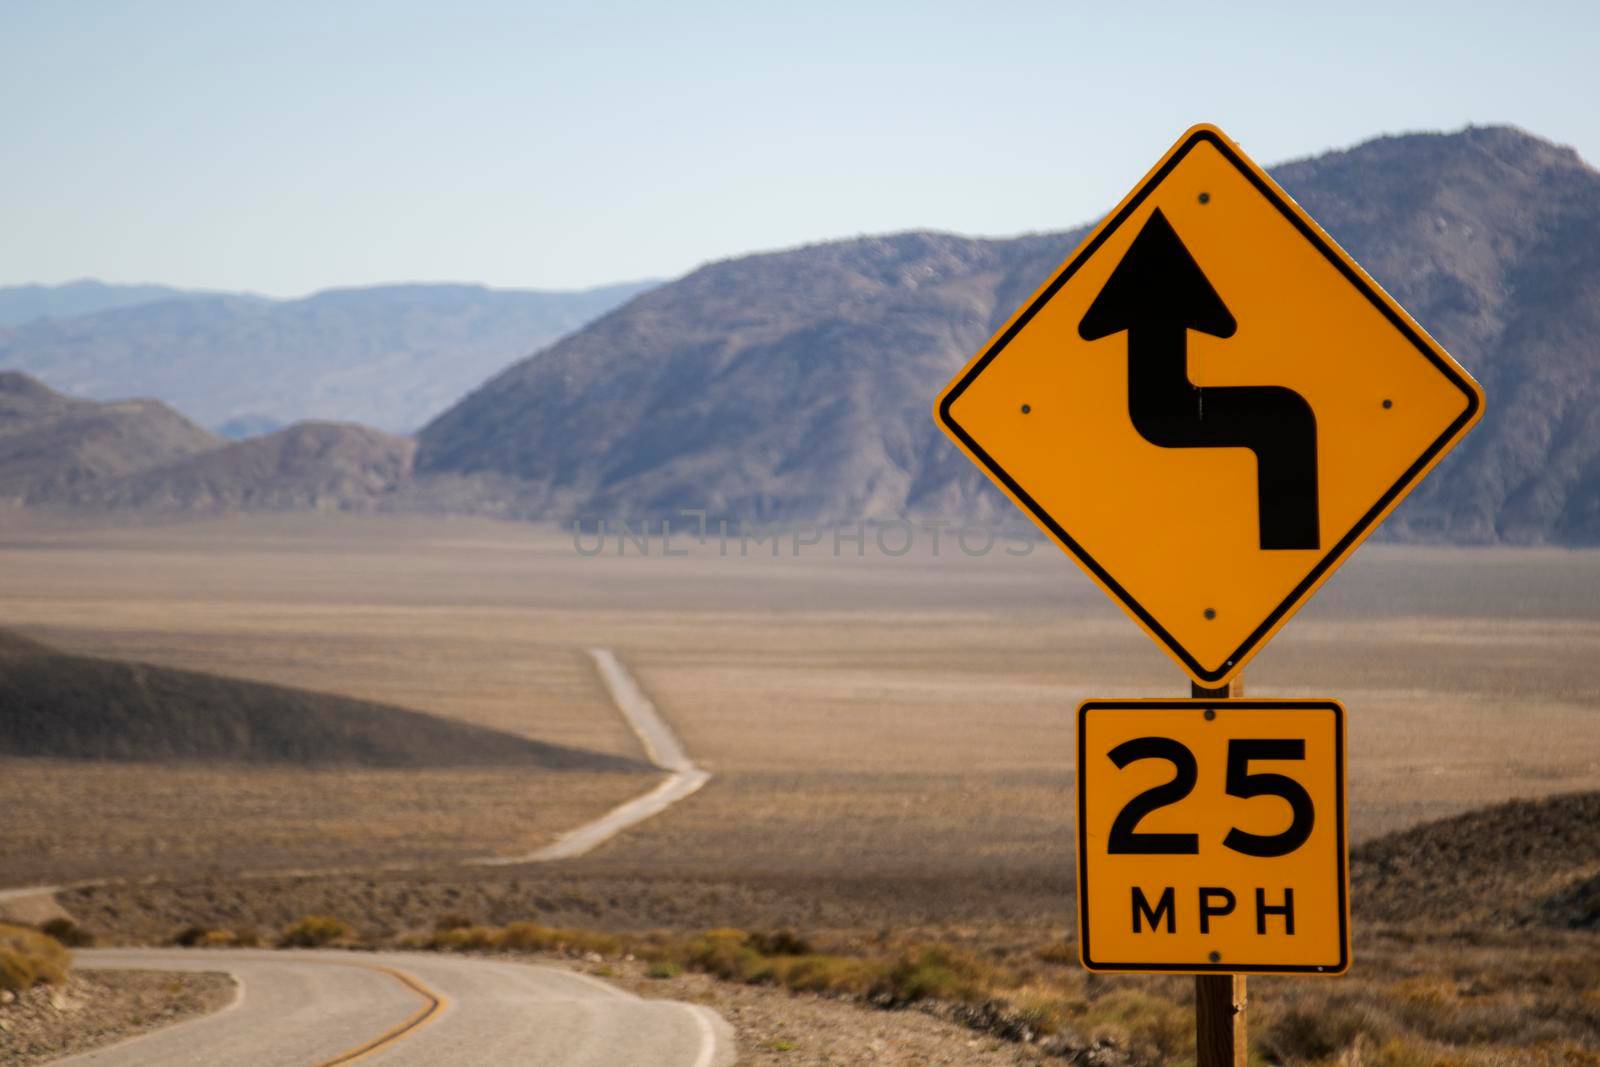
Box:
[1193,677,1246,1067]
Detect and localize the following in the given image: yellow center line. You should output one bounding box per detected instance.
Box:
[313,961,449,1066]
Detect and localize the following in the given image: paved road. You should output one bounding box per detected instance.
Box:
[58,949,734,1066]
[10,649,726,1064]
[473,646,711,864]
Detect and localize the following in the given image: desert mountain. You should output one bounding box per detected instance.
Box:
[68,420,415,514]
[0,280,654,433]
[417,126,1600,544]
[0,629,645,770]
[0,371,221,504]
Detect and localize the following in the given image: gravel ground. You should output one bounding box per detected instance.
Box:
[575,957,1051,1066]
[0,970,235,1066]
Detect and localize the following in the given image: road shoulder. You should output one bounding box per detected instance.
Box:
[0,969,235,1066]
[563,956,1048,1066]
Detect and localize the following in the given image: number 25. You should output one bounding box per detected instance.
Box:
[1105,737,1314,857]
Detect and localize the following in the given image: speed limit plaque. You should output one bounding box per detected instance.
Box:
[1076,699,1348,974]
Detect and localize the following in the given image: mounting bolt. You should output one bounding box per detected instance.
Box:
[1203,607,1217,620]
[1382,398,1394,409]
[1198,192,1211,205]
[1020,403,1031,414]
[1208,950,1221,963]
[1204,708,1216,721]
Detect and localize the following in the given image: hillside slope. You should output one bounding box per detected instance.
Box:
[1352,790,1600,931]
[68,421,416,514]
[0,372,221,504]
[417,125,1600,544]
[0,630,644,771]
[0,281,654,433]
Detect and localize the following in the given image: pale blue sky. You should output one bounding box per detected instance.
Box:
[3,1,1595,296]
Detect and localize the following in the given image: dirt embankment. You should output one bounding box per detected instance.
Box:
[0,970,234,1066]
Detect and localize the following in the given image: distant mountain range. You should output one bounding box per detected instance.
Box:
[4,126,1597,544]
[0,280,655,433]
[0,279,249,327]
[417,125,1600,545]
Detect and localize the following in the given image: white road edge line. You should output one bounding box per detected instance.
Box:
[685,1003,721,1067]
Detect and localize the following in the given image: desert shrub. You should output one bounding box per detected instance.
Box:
[1035,940,1077,966]
[231,927,260,948]
[433,912,476,933]
[499,923,619,956]
[426,921,622,958]
[545,927,622,957]
[1006,993,1080,1038]
[685,928,771,983]
[430,925,498,951]
[1357,1037,1472,1067]
[1259,1000,1395,1063]
[279,915,349,948]
[646,961,682,979]
[748,929,811,956]
[1078,989,1190,1064]
[40,918,93,948]
[870,946,992,1006]
[0,923,69,992]
[171,925,211,947]
[491,922,554,951]
[770,954,876,996]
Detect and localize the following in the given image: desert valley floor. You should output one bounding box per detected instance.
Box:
[2,514,1598,1064]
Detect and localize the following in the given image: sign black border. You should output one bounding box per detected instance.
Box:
[1075,698,1349,975]
[937,128,1483,683]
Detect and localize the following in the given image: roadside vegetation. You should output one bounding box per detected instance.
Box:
[160,911,1600,1066]
[417,923,1600,1066]
[0,923,70,993]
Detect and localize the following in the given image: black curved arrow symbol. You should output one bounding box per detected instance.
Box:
[1078,209,1320,551]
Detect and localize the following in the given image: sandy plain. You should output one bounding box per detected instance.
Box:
[0,512,1595,897]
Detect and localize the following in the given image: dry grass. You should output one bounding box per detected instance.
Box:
[0,515,641,757]
[4,515,1595,891]
[0,759,649,885]
[277,914,350,948]
[4,514,1598,914]
[415,922,1600,1063]
[0,922,69,991]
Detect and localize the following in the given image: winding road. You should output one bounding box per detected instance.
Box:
[5,648,727,1065]
[55,949,733,1066]
[473,647,711,864]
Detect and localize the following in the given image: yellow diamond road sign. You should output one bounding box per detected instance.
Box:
[935,125,1484,686]
[1077,699,1349,975]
